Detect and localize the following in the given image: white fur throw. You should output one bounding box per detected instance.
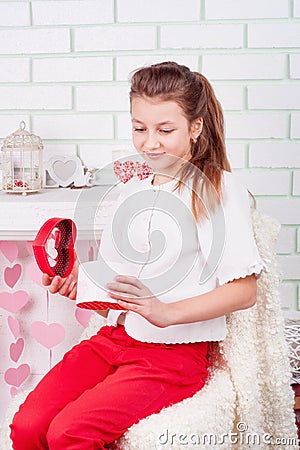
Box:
[0,209,298,450]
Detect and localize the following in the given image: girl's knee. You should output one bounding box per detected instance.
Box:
[47,414,106,450]
[10,407,47,450]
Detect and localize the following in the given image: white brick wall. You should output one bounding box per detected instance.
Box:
[225,113,287,139]
[276,227,296,255]
[248,85,300,110]
[249,143,300,168]
[33,57,113,82]
[290,54,300,78]
[279,283,295,309]
[0,2,30,26]
[74,26,157,51]
[291,113,300,138]
[117,0,200,22]
[293,170,300,195]
[33,115,114,139]
[248,23,300,48]
[0,29,70,54]
[161,24,243,49]
[76,85,130,111]
[0,58,30,82]
[32,0,114,25]
[0,1,298,312]
[235,169,291,195]
[202,54,286,79]
[205,0,289,19]
[0,86,72,110]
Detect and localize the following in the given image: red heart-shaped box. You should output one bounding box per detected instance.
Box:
[33,218,122,310]
[32,218,76,278]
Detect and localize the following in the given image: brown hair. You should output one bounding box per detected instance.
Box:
[129,61,231,222]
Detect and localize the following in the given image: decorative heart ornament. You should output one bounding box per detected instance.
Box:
[7,316,20,339]
[4,264,22,288]
[10,338,24,362]
[0,291,29,313]
[0,241,18,263]
[4,364,30,387]
[47,155,83,188]
[113,160,153,184]
[30,321,65,349]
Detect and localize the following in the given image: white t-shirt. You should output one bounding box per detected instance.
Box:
[77,170,266,344]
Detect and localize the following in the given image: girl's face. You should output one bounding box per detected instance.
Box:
[131,96,202,176]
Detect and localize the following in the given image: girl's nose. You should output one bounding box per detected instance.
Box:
[144,132,160,150]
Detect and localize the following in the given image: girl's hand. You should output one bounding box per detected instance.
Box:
[42,262,78,301]
[106,275,171,328]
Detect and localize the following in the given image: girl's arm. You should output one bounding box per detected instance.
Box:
[167,274,256,326]
[106,273,257,328]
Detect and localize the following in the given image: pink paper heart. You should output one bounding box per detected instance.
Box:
[8,316,20,339]
[0,242,18,263]
[10,387,19,397]
[0,291,29,313]
[4,364,30,387]
[26,261,44,287]
[75,308,92,328]
[30,321,65,349]
[10,338,24,363]
[4,264,22,288]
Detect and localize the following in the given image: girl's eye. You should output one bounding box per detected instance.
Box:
[160,129,174,134]
[133,127,145,133]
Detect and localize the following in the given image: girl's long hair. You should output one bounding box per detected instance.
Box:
[129,61,231,222]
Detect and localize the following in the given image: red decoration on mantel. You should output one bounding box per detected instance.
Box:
[113,160,153,184]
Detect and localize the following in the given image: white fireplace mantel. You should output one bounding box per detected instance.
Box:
[0,186,117,241]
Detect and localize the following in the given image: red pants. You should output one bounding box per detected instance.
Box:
[10,325,210,449]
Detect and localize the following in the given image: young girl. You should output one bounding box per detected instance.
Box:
[10,62,265,449]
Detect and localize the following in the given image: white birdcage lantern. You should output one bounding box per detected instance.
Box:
[1,121,43,195]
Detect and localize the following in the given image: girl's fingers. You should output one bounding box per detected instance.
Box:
[58,275,74,296]
[114,275,144,289]
[106,281,140,297]
[108,290,144,304]
[42,273,52,286]
[48,276,62,294]
[68,283,77,300]
[116,299,142,313]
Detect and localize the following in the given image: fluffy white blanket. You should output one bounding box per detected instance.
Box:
[1,209,298,449]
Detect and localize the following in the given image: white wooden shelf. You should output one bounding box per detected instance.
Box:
[0,186,118,241]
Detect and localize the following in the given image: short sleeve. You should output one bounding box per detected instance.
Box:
[215,172,266,286]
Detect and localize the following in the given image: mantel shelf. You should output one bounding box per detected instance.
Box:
[0,185,117,241]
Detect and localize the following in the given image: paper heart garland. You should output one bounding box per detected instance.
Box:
[4,264,22,288]
[26,261,44,287]
[8,316,20,339]
[10,387,19,397]
[75,308,93,328]
[0,241,18,263]
[0,291,29,313]
[113,160,153,184]
[10,338,24,363]
[4,364,30,387]
[30,321,65,349]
